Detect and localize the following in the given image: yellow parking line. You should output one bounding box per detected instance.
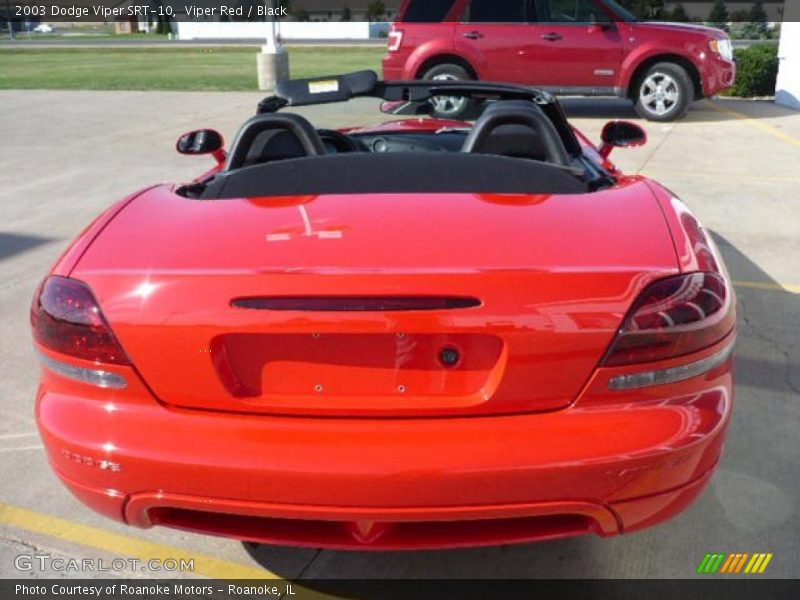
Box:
[704,100,800,148]
[733,280,800,294]
[0,501,275,579]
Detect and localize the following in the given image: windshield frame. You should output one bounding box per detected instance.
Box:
[264,74,583,158]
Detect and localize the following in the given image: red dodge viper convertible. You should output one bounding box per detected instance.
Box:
[33,71,735,550]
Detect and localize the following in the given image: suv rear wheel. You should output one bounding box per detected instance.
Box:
[422,64,475,120]
[633,62,693,122]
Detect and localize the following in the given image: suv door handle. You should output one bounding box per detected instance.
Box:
[462,31,484,40]
[541,32,563,41]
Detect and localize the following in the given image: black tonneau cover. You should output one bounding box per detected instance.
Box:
[198,153,589,199]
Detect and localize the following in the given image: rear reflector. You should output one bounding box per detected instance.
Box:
[608,342,733,390]
[601,272,735,366]
[231,296,481,312]
[36,350,127,389]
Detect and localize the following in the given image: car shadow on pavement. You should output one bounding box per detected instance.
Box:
[710,232,800,395]
[241,232,798,583]
[0,232,56,262]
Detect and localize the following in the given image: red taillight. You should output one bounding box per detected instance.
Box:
[387,30,404,52]
[31,276,130,365]
[601,272,735,366]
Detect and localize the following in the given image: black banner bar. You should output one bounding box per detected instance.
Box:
[0,1,792,24]
[3,579,800,600]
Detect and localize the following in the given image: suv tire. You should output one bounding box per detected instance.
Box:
[633,62,693,122]
[422,63,476,120]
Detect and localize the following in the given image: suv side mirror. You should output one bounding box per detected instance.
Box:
[599,120,647,158]
[176,129,226,164]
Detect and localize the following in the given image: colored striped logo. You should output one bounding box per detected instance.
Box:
[697,553,773,574]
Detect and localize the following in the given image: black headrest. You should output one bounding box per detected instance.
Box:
[462,100,571,166]
[243,130,307,167]
[470,123,550,161]
[226,113,325,170]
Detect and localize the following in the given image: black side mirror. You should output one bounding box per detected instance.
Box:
[599,120,647,158]
[176,129,226,166]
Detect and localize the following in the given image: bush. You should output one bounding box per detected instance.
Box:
[728,43,779,97]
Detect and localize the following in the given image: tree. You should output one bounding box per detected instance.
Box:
[741,1,770,39]
[670,3,690,22]
[617,0,645,19]
[644,0,666,19]
[749,0,768,23]
[340,6,352,21]
[708,0,729,32]
[366,0,386,22]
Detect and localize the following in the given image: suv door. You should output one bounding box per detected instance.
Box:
[454,0,535,84]
[530,0,624,92]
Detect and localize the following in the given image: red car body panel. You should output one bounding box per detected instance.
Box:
[383,1,735,98]
[34,114,736,549]
[69,180,675,418]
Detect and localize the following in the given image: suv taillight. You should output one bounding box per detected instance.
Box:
[31,276,130,365]
[388,29,404,52]
[601,272,735,367]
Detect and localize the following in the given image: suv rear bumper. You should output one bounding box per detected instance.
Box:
[37,341,733,549]
[382,55,407,81]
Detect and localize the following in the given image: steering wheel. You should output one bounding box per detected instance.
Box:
[317,129,364,154]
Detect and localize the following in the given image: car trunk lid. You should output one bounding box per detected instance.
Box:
[73,183,677,417]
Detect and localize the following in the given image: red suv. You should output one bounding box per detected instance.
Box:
[382,0,736,121]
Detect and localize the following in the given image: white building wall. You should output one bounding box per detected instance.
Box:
[177,21,373,41]
[776,22,800,110]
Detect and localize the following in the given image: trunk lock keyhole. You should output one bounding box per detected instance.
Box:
[439,347,461,368]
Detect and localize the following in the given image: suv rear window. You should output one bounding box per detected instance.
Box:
[402,0,458,22]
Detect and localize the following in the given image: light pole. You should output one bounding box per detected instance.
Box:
[257,0,290,91]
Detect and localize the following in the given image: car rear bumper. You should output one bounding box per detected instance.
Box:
[37,342,733,550]
[55,465,715,550]
[382,53,408,80]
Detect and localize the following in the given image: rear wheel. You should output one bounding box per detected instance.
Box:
[422,63,476,120]
[633,63,693,122]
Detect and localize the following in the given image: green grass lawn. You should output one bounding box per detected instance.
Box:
[0,47,385,91]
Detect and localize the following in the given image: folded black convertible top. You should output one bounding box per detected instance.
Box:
[198,153,589,199]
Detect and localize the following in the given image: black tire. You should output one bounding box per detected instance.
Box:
[633,62,693,122]
[421,63,476,120]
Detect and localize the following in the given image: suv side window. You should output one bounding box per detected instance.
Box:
[536,0,611,23]
[403,0,459,22]
[466,0,529,23]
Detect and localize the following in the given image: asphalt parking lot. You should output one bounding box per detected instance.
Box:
[0,90,798,582]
